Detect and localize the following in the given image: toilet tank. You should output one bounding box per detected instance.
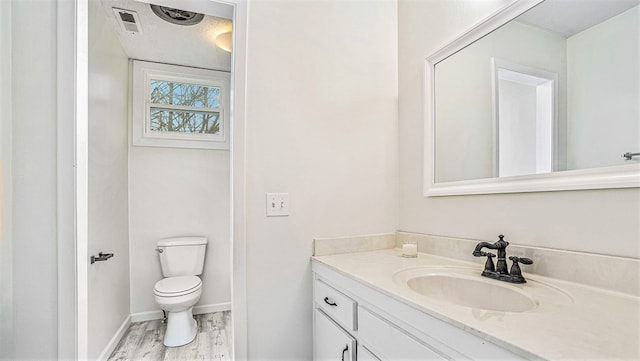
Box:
[157,237,208,277]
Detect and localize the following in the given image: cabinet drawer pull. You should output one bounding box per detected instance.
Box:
[341,344,349,361]
[324,297,338,307]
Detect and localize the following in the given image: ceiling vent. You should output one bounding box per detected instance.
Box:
[112,8,143,34]
[150,5,204,26]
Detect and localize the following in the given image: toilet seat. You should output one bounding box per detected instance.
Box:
[154,276,202,297]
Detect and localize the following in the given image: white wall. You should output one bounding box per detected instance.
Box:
[0,0,12,358]
[245,0,398,359]
[6,2,637,360]
[399,0,640,258]
[10,0,59,358]
[566,6,639,170]
[128,146,231,315]
[88,2,131,358]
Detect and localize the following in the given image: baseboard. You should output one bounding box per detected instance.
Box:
[97,314,131,361]
[130,302,232,323]
[130,310,164,323]
[193,302,232,315]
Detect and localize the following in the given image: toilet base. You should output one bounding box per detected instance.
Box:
[163,307,197,347]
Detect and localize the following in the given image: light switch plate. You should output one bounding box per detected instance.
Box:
[266,193,289,217]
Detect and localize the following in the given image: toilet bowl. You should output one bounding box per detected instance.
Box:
[154,275,203,347]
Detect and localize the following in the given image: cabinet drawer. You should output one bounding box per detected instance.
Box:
[358,307,446,360]
[314,279,357,331]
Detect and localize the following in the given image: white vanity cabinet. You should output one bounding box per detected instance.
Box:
[313,278,357,361]
[312,261,526,361]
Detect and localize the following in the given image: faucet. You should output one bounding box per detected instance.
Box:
[473,235,533,283]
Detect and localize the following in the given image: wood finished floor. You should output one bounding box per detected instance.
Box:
[108,311,232,361]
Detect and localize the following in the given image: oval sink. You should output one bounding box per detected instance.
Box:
[406,274,536,312]
[393,266,571,313]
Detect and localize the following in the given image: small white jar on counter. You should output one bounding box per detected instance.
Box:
[401,241,418,258]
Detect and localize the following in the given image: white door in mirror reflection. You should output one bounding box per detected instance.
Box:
[492,58,557,178]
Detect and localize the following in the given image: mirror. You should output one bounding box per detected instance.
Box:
[425,0,640,196]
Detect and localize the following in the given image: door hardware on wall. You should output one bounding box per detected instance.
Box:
[91,252,114,264]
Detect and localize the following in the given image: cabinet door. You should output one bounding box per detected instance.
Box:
[314,308,356,361]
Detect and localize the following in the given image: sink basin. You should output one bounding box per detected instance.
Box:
[406,273,535,312]
[393,266,571,313]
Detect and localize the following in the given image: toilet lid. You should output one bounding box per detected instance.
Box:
[154,276,201,297]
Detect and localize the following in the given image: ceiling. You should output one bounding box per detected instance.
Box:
[99,0,233,71]
[100,0,638,70]
[516,0,638,38]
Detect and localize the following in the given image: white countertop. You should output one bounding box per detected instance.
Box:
[312,248,640,360]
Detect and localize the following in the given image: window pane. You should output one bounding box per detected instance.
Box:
[150,108,221,134]
[150,80,221,108]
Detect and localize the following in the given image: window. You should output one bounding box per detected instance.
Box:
[132,60,230,149]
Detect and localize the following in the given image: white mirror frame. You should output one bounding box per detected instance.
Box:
[424,0,640,197]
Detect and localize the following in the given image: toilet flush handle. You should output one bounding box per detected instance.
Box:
[155,248,164,253]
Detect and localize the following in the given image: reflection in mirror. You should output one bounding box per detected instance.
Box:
[494,58,556,178]
[432,0,639,185]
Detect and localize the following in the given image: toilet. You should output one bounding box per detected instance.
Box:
[153,236,208,347]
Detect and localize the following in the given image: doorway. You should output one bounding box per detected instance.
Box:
[492,58,557,178]
[57,0,247,359]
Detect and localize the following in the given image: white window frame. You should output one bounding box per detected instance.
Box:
[132,60,230,149]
